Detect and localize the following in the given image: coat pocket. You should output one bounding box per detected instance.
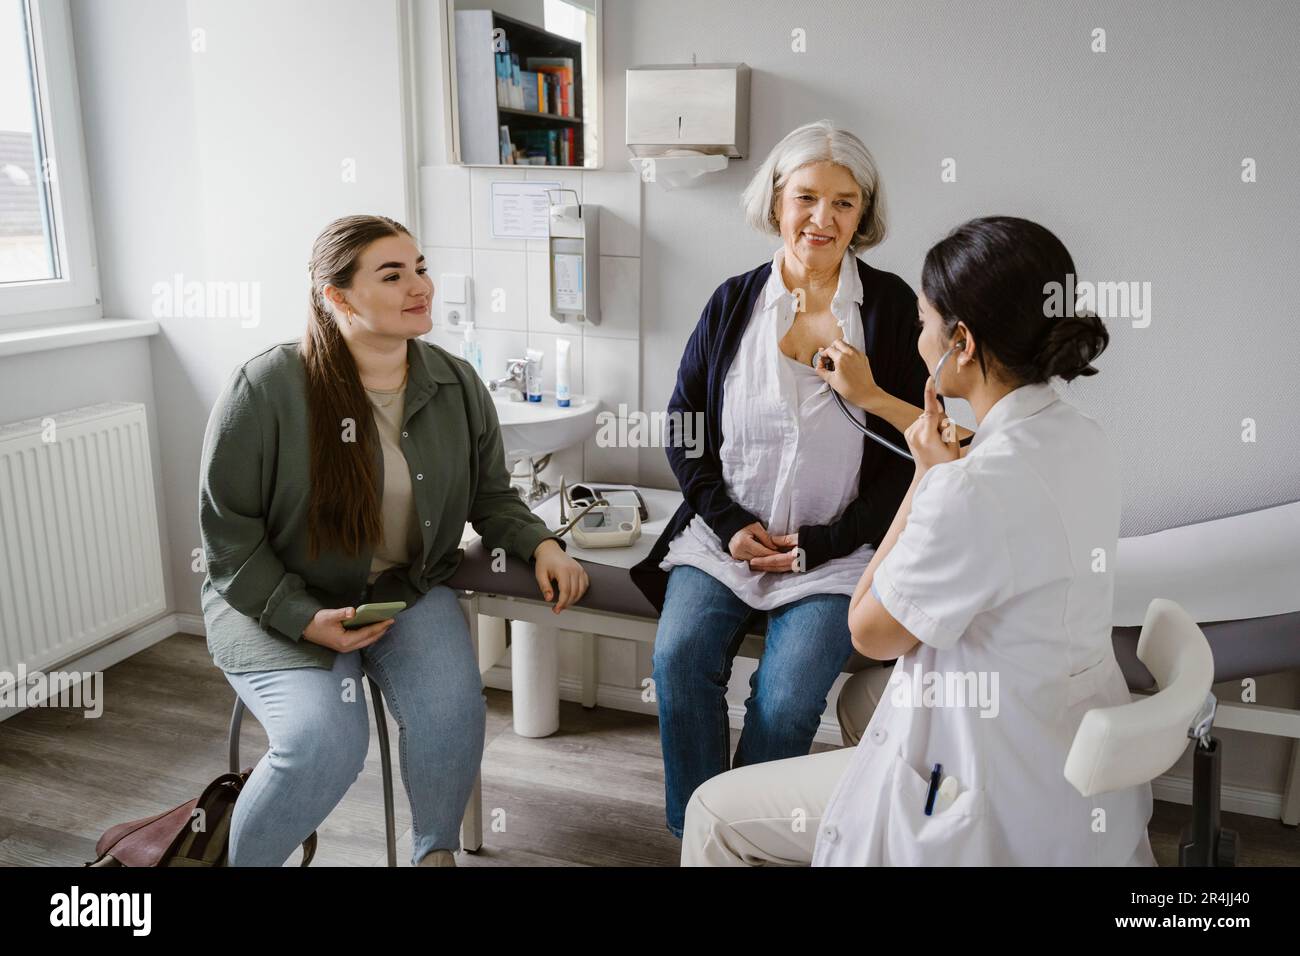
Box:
[882,751,995,866]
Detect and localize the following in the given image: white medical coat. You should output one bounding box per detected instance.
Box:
[813,383,1155,866]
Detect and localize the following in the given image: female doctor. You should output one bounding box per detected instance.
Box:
[679,216,1157,866]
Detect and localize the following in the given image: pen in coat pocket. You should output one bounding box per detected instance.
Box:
[924,763,942,815]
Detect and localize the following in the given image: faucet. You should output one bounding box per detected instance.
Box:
[487,358,529,401]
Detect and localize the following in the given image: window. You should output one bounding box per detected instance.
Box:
[542,0,586,43]
[0,0,100,330]
[543,0,598,168]
[1,0,58,284]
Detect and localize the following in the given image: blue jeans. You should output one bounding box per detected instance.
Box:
[223,584,485,866]
[652,565,853,837]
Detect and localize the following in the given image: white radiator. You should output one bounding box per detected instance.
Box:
[0,402,165,676]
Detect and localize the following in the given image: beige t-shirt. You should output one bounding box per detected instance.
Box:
[365,383,421,584]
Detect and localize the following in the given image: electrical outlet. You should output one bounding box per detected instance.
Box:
[440,272,470,329]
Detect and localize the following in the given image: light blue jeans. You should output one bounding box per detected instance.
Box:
[223,584,485,866]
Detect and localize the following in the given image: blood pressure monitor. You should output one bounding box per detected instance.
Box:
[570,505,642,549]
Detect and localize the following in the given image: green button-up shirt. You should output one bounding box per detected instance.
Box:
[198,338,561,673]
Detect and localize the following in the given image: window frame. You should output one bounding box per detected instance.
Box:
[0,0,101,332]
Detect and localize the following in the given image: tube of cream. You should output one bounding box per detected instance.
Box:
[525,348,544,402]
[555,338,571,407]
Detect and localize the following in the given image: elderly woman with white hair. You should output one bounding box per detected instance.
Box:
[631,120,956,839]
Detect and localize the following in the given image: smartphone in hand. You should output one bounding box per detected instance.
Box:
[342,601,407,630]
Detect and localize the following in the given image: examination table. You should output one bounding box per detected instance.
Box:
[447,493,1300,826]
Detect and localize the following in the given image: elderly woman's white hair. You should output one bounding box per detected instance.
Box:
[740,119,887,251]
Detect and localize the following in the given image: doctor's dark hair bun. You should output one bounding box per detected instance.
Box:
[921,216,1110,385]
[1033,310,1109,382]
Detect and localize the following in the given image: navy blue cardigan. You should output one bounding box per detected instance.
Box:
[629,256,930,613]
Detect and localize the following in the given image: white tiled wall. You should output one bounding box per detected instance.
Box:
[420,165,643,488]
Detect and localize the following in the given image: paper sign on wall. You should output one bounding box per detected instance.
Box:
[490,180,562,239]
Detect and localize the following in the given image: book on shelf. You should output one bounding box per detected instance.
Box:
[498,124,576,165]
[521,69,539,112]
[526,57,575,117]
[498,65,576,120]
[516,129,554,165]
[494,47,526,110]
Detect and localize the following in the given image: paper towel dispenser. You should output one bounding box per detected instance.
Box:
[625,64,750,184]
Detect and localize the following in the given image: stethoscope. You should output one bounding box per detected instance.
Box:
[810,342,964,462]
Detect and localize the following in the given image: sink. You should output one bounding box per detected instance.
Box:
[493,392,599,466]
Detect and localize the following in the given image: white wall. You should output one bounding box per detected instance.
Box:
[620,0,1300,540]
[71,0,411,619]
[66,0,203,619]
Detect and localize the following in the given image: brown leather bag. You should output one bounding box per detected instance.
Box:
[84,768,317,867]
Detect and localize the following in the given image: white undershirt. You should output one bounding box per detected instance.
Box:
[661,247,876,610]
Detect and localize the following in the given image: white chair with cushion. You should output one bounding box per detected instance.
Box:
[1064,598,1230,865]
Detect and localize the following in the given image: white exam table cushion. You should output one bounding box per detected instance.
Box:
[1113,501,1300,626]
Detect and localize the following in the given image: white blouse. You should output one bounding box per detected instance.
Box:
[660,247,876,610]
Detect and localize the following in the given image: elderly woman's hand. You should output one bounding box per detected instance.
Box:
[814,338,881,411]
[729,522,785,563]
[748,531,801,572]
[532,539,590,614]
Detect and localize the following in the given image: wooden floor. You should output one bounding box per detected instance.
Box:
[1,633,1297,866]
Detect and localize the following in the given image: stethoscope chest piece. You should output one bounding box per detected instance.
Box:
[809,347,912,460]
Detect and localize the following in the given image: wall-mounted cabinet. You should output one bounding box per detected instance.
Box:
[445,0,601,168]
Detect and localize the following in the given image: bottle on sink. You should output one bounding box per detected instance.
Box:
[460,320,484,378]
[525,348,544,402]
[556,338,572,407]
